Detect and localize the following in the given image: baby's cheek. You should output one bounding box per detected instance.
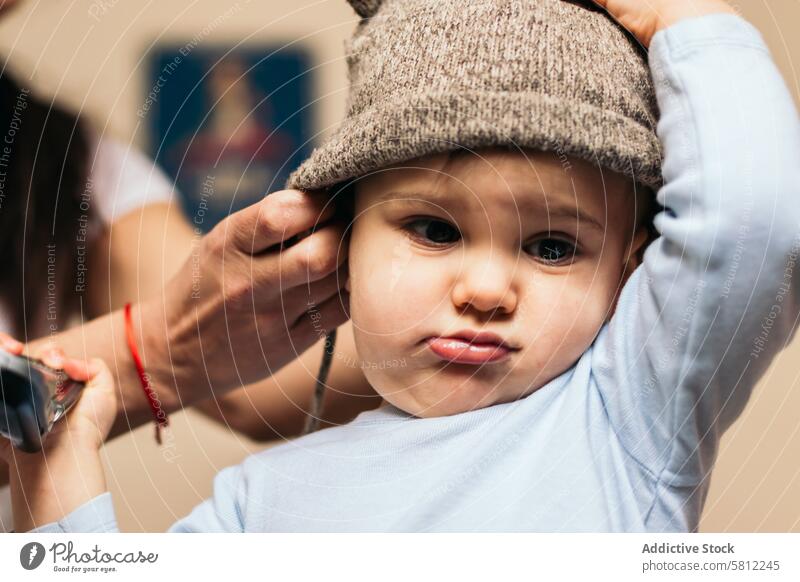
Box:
[514,275,614,370]
[556,283,616,359]
[356,253,449,334]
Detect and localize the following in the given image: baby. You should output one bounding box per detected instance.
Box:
[4,0,799,532]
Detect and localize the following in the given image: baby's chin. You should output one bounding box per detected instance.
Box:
[379,378,540,418]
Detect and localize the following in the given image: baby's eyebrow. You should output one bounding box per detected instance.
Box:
[376,190,606,233]
[538,202,606,233]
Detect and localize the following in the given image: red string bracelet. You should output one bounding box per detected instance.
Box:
[124,303,168,444]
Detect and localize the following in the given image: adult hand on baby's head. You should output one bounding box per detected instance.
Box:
[590,0,736,47]
[147,189,350,401]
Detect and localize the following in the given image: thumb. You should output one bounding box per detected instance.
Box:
[85,358,113,389]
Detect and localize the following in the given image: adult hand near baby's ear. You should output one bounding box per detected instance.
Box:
[144,189,350,403]
[590,0,736,47]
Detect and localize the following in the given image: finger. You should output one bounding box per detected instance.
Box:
[284,261,349,314]
[35,345,93,382]
[39,347,66,370]
[274,220,350,289]
[0,332,24,355]
[28,339,58,361]
[61,358,95,383]
[87,358,107,378]
[291,288,351,340]
[67,358,116,441]
[226,189,336,254]
[85,358,114,393]
[583,1,617,19]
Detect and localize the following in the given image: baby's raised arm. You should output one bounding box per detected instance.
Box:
[591,12,800,488]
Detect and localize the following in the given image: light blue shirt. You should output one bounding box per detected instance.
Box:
[31,14,800,533]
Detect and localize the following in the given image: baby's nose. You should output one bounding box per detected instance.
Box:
[451,257,518,315]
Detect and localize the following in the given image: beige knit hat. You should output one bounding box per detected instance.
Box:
[287,0,662,194]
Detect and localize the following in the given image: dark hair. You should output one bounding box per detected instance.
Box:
[0,72,95,338]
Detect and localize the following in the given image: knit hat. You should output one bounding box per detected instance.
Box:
[286,0,663,194]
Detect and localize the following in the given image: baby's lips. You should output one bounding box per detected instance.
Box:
[426,336,514,364]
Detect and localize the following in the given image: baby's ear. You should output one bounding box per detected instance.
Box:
[347,0,383,18]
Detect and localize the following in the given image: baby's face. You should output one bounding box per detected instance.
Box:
[347,148,648,417]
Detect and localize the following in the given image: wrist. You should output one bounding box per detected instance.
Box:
[128,300,182,412]
[141,279,228,405]
[11,446,106,532]
[12,436,101,477]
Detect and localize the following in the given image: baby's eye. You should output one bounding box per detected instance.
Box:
[404,218,461,245]
[525,238,576,265]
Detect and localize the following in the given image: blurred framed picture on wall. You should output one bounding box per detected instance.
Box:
[141,45,314,231]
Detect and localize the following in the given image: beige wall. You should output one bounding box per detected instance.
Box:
[1,0,798,532]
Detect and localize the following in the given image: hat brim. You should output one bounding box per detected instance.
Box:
[287,90,662,193]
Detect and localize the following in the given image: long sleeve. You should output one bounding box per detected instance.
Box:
[167,464,245,532]
[592,14,800,489]
[27,492,120,533]
[28,464,246,533]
